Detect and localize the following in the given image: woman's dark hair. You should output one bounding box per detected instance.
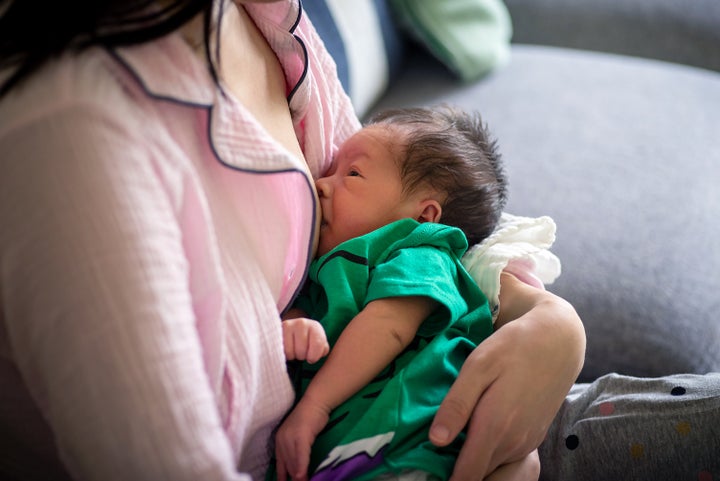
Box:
[0,0,216,97]
[369,105,508,246]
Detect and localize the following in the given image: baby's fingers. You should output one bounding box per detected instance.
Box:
[276,455,289,481]
[287,439,311,481]
[276,432,312,481]
[282,319,309,361]
[305,323,329,364]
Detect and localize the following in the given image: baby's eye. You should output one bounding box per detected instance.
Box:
[348,169,360,177]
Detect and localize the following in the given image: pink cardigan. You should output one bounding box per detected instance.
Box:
[0,1,360,479]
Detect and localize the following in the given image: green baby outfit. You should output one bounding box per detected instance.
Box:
[279,219,494,481]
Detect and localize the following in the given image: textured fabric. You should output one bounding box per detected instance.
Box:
[0,1,361,480]
[286,219,494,481]
[462,213,561,321]
[539,373,720,481]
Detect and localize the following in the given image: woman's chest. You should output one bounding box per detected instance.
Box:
[218,4,305,163]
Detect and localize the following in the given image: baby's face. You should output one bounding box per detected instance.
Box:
[315,126,417,256]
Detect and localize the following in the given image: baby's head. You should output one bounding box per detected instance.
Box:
[315,105,507,256]
[370,105,508,246]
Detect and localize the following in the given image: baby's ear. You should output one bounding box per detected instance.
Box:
[417,199,442,223]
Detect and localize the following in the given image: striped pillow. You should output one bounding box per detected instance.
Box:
[303,0,405,118]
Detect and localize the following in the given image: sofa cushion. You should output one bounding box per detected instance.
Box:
[389,0,512,82]
[371,45,720,381]
[302,0,405,117]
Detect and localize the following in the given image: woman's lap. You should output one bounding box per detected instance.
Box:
[540,372,720,480]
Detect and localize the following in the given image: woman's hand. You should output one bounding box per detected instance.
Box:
[430,273,586,480]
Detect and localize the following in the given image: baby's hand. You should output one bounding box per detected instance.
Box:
[282,317,330,364]
[275,399,331,481]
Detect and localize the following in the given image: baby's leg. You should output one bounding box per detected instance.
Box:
[484,450,540,481]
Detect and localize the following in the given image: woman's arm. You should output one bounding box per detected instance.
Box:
[430,272,585,480]
[275,296,436,481]
[0,101,248,481]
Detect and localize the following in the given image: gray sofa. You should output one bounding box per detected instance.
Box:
[306,0,720,383]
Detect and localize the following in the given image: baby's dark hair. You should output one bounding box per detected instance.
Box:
[368,105,508,246]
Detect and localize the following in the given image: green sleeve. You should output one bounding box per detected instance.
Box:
[366,245,468,337]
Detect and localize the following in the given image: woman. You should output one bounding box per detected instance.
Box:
[0,0,585,479]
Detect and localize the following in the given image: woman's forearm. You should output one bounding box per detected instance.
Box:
[496,272,586,373]
[429,272,585,479]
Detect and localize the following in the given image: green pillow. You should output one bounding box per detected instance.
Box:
[389,0,513,82]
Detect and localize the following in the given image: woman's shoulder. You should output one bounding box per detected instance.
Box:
[0,44,197,203]
[1,33,214,133]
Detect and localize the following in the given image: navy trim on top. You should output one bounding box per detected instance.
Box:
[291,0,303,33]
[109,4,322,313]
[287,34,309,105]
[107,48,213,109]
[108,45,319,314]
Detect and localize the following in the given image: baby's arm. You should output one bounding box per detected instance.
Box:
[281,309,329,364]
[275,296,437,481]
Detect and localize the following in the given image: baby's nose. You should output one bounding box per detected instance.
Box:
[315,177,331,197]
